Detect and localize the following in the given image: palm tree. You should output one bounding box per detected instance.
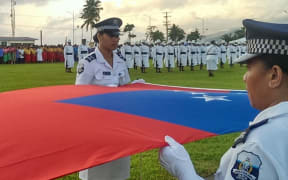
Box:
[80,0,103,42]
[168,24,185,42]
[123,24,136,42]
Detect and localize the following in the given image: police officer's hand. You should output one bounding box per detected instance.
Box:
[131,78,146,84]
[159,136,204,180]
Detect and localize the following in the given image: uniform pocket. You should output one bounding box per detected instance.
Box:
[95,71,104,80]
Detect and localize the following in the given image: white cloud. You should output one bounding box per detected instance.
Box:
[0,0,287,44]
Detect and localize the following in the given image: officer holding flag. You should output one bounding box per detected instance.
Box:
[159,19,288,180]
[76,17,131,180]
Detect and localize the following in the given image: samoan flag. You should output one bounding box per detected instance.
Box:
[0,83,258,179]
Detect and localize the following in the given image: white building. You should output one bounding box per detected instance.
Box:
[0,37,37,46]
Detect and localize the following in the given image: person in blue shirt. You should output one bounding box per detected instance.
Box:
[73,44,78,62]
[0,45,4,64]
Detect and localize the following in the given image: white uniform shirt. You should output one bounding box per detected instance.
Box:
[64,45,74,68]
[18,49,24,59]
[227,45,237,63]
[165,45,175,68]
[36,48,43,62]
[220,45,227,63]
[75,47,130,86]
[78,44,89,60]
[215,102,288,180]
[179,45,188,66]
[240,45,247,57]
[140,44,150,67]
[155,45,164,68]
[76,47,131,180]
[123,45,133,68]
[190,45,198,65]
[132,45,141,67]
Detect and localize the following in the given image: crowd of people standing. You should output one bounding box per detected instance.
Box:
[0,45,67,64]
[0,43,95,65]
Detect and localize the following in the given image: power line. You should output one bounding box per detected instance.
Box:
[163,11,171,42]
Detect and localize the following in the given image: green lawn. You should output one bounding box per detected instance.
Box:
[0,62,247,179]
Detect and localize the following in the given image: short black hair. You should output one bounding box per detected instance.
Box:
[93,31,104,43]
[259,54,288,74]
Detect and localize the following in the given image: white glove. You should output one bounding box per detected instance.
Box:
[131,78,146,84]
[159,136,204,180]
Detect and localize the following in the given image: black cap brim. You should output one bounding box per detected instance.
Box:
[234,53,260,64]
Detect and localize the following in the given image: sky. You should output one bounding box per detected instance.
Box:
[0,0,287,45]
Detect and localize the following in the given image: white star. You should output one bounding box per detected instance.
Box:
[192,94,232,102]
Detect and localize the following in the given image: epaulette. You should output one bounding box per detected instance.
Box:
[232,119,268,148]
[116,49,126,61]
[84,53,97,62]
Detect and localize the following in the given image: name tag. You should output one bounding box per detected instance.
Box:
[103,71,111,76]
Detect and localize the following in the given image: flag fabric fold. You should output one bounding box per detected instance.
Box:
[0,83,258,179]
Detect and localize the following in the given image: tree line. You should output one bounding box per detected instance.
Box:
[80,0,245,43]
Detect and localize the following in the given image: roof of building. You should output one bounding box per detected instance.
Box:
[0,37,38,41]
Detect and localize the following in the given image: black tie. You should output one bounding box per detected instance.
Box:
[232,119,269,148]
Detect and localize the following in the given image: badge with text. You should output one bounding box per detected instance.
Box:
[103,71,111,76]
[231,150,262,180]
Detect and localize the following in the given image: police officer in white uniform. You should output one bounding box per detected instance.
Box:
[219,42,227,68]
[64,40,74,73]
[132,42,141,70]
[179,41,188,71]
[206,40,219,77]
[159,19,288,180]
[200,43,207,69]
[154,40,164,73]
[140,41,150,73]
[164,40,175,72]
[76,17,131,180]
[123,42,133,69]
[78,39,89,60]
[227,43,237,67]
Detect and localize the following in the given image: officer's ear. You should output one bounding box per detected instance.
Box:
[268,65,283,88]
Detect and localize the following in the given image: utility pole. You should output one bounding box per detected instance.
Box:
[163,12,171,42]
[73,11,75,45]
[10,0,16,37]
[40,30,43,46]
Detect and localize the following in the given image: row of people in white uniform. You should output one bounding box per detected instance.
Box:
[150,41,247,69]
[119,42,150,72]
[64,39,90,72]
[119,41,247,72]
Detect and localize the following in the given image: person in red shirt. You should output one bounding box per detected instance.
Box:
[30,47,37,63]
[24,46,31,63]
[42,45,48,63]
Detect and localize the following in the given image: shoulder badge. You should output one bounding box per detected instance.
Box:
[84,53,97,62]
[231,150,262,180]
[116,49,126,61]
[77,63,85,74]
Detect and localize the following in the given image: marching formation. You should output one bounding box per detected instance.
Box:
[119,40,247,76]
[0,38,247,76]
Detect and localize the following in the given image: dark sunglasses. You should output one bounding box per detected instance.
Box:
[105,32,120,38]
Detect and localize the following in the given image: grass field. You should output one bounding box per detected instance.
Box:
[0,62,247,179]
